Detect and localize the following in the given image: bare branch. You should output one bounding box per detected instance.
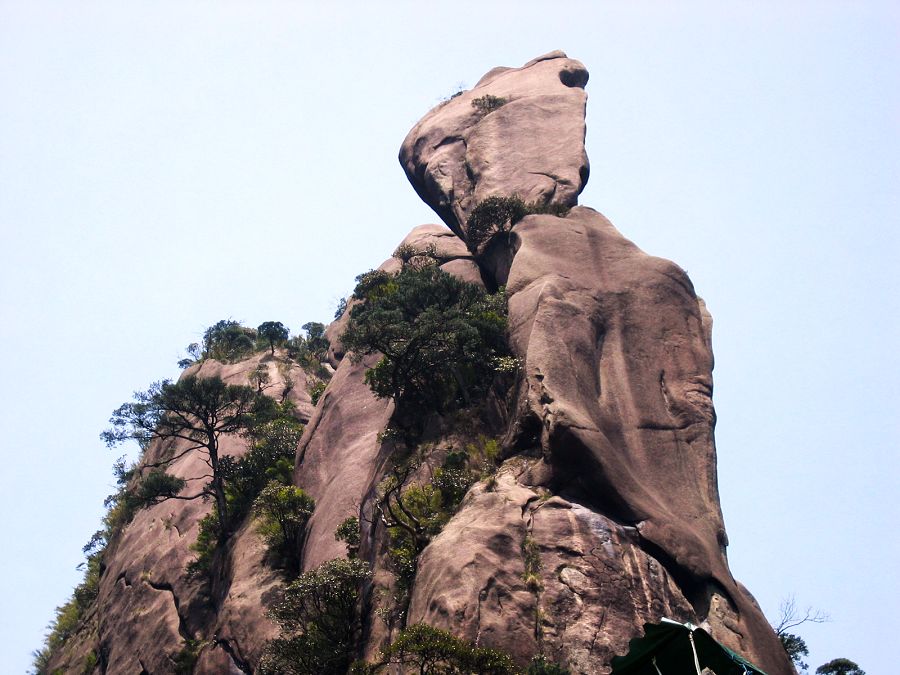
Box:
[774,595,831,635]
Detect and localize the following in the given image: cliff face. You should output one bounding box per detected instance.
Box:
[48,52,792,675]
[395,51,790,674]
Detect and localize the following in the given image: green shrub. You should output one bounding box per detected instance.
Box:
[466,196,570,251]
[254,481,315,573]
[342,265,508,425]
[466,196,528,250]
[309,381,326,406]
[373,623,518,674]
[393,243,439,269]
[248,363,271,392]
[527,656,570,674]
[81,650,98,674]
[377,449,480,597]
[220,415,302,522]
[172,638,204,674]
[335,517,360,558]
[260,558,371,675]
[203,319,257,362]
[472,94,508,114]
[186,513,220,578]
[285,322,331,376]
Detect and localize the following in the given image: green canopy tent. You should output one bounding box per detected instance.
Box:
[610,618,768,675]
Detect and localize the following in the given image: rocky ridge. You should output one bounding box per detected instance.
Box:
[45,52,793,674]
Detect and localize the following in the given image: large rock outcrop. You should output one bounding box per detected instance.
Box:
[46,52,791,675]
[45,356,319,674]
[400,50,590,242]
[397,51,792,674]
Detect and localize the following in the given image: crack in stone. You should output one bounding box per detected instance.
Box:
[144,579,192,643]
[588,608,607,655]
[215,636,253,674]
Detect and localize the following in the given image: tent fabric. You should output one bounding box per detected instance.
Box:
[609,619,768,675]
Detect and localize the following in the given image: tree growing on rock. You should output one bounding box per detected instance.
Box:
[203,319,257,362]
[771,596,830,673]
[816,659,865,675]
[260,558,372,675]
[102,374,276,535]
[341,265,508,427]
[258,321,290,354]
[254,481,315,573]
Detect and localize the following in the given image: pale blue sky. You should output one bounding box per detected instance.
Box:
[1,2,897,673]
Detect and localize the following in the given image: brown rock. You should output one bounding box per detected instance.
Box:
[49,354,313,673]
[399,56,793,674]
[399,51,589,244]
[48,52,792,675]
[298,223,478,574]
[409,461,697,673]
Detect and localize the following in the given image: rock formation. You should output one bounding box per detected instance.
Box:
[44,52,793,674]
[395,50,791,674]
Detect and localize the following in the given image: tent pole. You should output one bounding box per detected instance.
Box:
[651,657,663,675]
[687,632,703,675]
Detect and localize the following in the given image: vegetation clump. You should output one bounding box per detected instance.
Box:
[309,380,326,406]
[259,558,371,675]
[352,623,518,674]
[466,196,570,252]
[527,656,571,674]
[375,441,494,612]
[285,321,331,377]
[253,482,315,574]
[258,320,289,354]
[102,375,279,535]
[335,516,361,558]
[342,265,508,431]
[471,94,508,114]
[187,411,303,576]
[203,319,258,362]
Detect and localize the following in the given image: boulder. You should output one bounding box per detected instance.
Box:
[399,51,590,244]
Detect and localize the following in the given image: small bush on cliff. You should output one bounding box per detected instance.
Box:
[466,195,570,251]
[285,321,331,377]
[254,481,315,573]
[187,412,302,576]
[353,623,518,674]
[221,414,302,520]
[203,319,257,362]
[309,380,326,405]
[342,265,508,428]
[376,449,481,600]
[466,196,528,250]
[472,94,507,114]
[260,558,371,675]
[335,516,360,558]
[527,656,570,674]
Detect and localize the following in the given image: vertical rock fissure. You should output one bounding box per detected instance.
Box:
[144,579,193,643]
[521,498,544,648]
[215,636,253,674]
